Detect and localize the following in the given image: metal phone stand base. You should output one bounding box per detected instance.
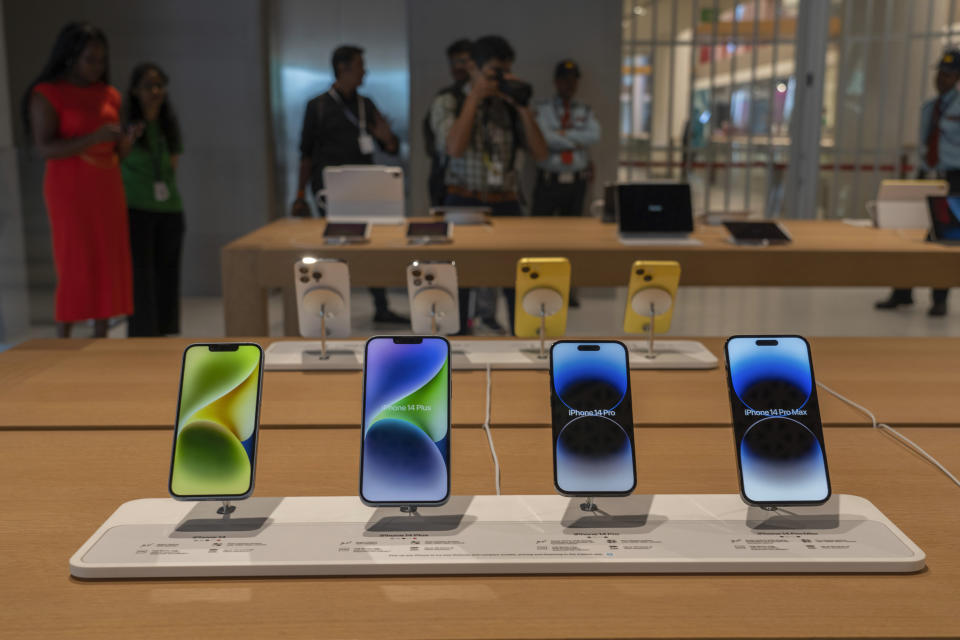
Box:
[71,494,923,578]
[264,340,363,370]
[411,288,457,335]
[266,288,362,370]
[519,288,565,360]
[623,289,717,370]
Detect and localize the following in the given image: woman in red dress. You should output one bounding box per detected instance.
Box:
[24,23,140,337]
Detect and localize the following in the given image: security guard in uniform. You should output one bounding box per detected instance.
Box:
[876,49,960,317]
[531,60,601,216]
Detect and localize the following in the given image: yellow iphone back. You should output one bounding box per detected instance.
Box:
[514,257,571,338]
[623,260,681,334]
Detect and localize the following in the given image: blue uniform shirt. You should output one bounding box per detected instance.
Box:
[919,88,960,173]
[533,96,601,174]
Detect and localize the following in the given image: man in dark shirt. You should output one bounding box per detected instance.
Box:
[291,45,405,324]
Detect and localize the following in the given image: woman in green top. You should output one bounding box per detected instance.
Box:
[121,62,185,336]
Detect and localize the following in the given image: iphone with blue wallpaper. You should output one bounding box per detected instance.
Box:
[360,336,451,506]
[169,343,264,500]
[549,340,637,496]
[724,336,831,506]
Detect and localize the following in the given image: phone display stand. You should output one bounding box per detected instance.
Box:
[411,288,457,336]
[264,340,363,371]
[623,289,717,370]
[301,288,352,361]
[70,494,923,578]
[520,288,565,360]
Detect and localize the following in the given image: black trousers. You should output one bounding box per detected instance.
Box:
[127,209,184,337]
[442,192,520,333]
[531,171,588,216]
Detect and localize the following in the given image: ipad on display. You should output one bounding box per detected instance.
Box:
[407,221,452,243]
[323,222,370,244]
[723,221,792,245]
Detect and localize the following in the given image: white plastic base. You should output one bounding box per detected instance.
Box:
[264,340,363,370]
[623,339,718,369]
[70,494,923,579]
[450,339,553,369]
[265,340,716,371]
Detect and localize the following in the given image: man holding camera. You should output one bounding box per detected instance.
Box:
[430,35,548,213]
[429,35,548,334]
[531,60,601,216]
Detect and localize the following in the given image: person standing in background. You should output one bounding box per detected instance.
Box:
[430,35,549,334]
[424,39,472,206]
[531,60,600,217]
[24,22,137,338]
[291,45,406,324]
[876,49,960,317]
[121,63,185,337]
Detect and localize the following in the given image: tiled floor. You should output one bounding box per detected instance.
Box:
[25,285,960,340]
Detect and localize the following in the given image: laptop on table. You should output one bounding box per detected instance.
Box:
[615,182,701,246]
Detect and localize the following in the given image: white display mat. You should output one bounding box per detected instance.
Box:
[265,340,364,370]
[70,494,923,579]
[264,340,717,371]
[622,339,718,369]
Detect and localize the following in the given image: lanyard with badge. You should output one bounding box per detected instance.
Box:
[480,105,505,187]
[149,126,171,202]
[329,88,376,155]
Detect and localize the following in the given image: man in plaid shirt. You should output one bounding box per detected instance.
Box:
[429,35,548,334]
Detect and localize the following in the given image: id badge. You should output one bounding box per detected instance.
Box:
[557,172,575,184]
[486,159,505,187]
[358,133,375,155]
[153,181,171,202]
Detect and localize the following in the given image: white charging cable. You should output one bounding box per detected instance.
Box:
[817,381,960,488]
[481,363,502,495]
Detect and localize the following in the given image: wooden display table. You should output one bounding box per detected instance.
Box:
[1,426,958,638]
[220,218,960,335]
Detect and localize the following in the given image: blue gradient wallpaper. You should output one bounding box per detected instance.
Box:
[550,342,636,495]
[361,338,449,503]
[726,337,830,504]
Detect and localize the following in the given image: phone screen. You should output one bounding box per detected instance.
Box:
[323,222,368,237]
[549,341,636,496]
[725,336,831,505]
[360,337,451,505]
[169,344,263,499]
[407,221,449,237]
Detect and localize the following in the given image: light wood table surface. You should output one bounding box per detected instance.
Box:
[221,217,960,335]
[3,337,960,429]
[1,426,958,639]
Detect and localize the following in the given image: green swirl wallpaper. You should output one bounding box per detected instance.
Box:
[170,345,261,497]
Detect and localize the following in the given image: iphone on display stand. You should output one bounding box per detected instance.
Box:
[406,261,460,335]
[724,335,832,508]
[169,343,264,511]
[623,260,681,336]
[295,257,351,342]
[514,257,571,358]
[359,336,451,508]
[549,340,637,501]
